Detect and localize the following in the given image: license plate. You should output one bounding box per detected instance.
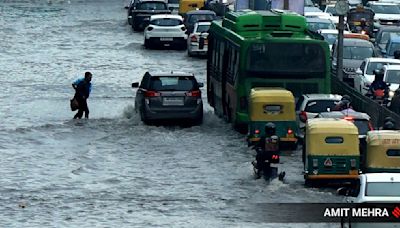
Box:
[160,37,173,41]
[162,97,184,106]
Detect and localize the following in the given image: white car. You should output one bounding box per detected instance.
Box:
[319,29,350,50]
[295,94,342,138]
[323,4,339,24]
[340,173,400,203]
[368,2,400,26]
[187,21,210,57]
[354,57,400,95]
[339,173,400,228]
[383,65,400,99]
[144,14,187,49]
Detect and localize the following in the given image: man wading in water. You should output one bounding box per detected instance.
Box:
[72,72,92,119]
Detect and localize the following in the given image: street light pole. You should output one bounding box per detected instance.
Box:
[337,14,344,81]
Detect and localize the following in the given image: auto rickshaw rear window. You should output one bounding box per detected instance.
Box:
[325,137,344,144]
[263,105,282,114]
[305,100,337,113]
[387,149,400,156]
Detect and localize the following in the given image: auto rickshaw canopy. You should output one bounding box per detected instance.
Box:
[366,130,400,170]
[248,87,295,121]
[305,118,359,156]
[179,0,205,15]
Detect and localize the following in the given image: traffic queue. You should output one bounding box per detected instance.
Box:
[124,0,400,196]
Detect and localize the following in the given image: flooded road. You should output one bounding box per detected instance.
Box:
[0,0,341,227]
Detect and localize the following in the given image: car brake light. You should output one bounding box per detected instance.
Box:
[299,111,307,122]
[255,129,260,134]
[147,26,153,31]
[145,91,160,97]
[185,90,201,97]
[191,36,197,42]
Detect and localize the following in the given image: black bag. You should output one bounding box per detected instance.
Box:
[70,97,79,111]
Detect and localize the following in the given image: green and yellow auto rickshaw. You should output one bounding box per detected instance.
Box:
[364,130,400,173]
[247,88,298,149]
[303,118,360,185]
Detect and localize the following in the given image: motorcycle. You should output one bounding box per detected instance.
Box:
[367,88,389,106]
[251,135,285,181]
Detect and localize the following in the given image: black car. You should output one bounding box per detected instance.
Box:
[128,0,171,31]
[131,71,204,125]
[183,10,216,34]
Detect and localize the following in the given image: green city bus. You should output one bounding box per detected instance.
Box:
[207,10,331,130]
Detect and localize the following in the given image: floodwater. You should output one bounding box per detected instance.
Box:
[0,0,342,227]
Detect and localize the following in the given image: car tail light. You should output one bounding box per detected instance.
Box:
[147,26,153,31]
[255,129,260,134]
[240,96,247,110]
[271,154,279,163]
[350,159,356,168]
[185,90,201,97]
[181,26,186,31]
[190,35,197,42]
[145,91,160,97]
[312,159,318,168]
[299,111,307,123]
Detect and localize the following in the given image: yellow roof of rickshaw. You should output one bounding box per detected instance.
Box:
[367,130,400,145]
[306,118,359,135]
[250,87,295,100]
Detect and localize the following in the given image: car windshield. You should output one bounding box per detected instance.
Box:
[380,32,400,45]
[322,33,338,45]
[366,182,400,196]
[196,24,210,33]
[370,4,400,14]
[343,46,373,60]
[150,18,182,26]
[385,70,400,84]
[150,76,196,91]
[188,14,215,23]
[305,100,338,113]
[307,21,335,31]
[138,2,167,10]
[325,6,337,15]
[366,62,400,74]
[247,43,326,76]
[389,43,400,55]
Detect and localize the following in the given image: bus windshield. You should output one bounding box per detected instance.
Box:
[247,43,326,76]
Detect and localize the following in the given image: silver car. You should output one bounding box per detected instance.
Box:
[132,72,204,125]
[187,21,211,57]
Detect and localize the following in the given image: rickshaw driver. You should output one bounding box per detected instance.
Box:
[254,122,280,178]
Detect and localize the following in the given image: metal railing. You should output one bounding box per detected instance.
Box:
[331,76,400,129]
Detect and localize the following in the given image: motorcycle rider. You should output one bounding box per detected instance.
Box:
[254,122,279,178]
[333,95,353,111]
[368,69,389,99]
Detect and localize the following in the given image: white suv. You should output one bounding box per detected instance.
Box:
[354,57,400,95]
[295,94,342,137]
[144,14,187,49]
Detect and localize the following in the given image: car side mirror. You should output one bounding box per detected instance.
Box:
[132,82,139,88]
[198,82,204,88]
[125,6,129,9]
[337,187,349,196]
[356,68,363,75]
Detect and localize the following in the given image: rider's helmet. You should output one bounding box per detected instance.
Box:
[374,69,384,81]
[383,120,396,130]
[265,122,276,137]
[340,99,351,110]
